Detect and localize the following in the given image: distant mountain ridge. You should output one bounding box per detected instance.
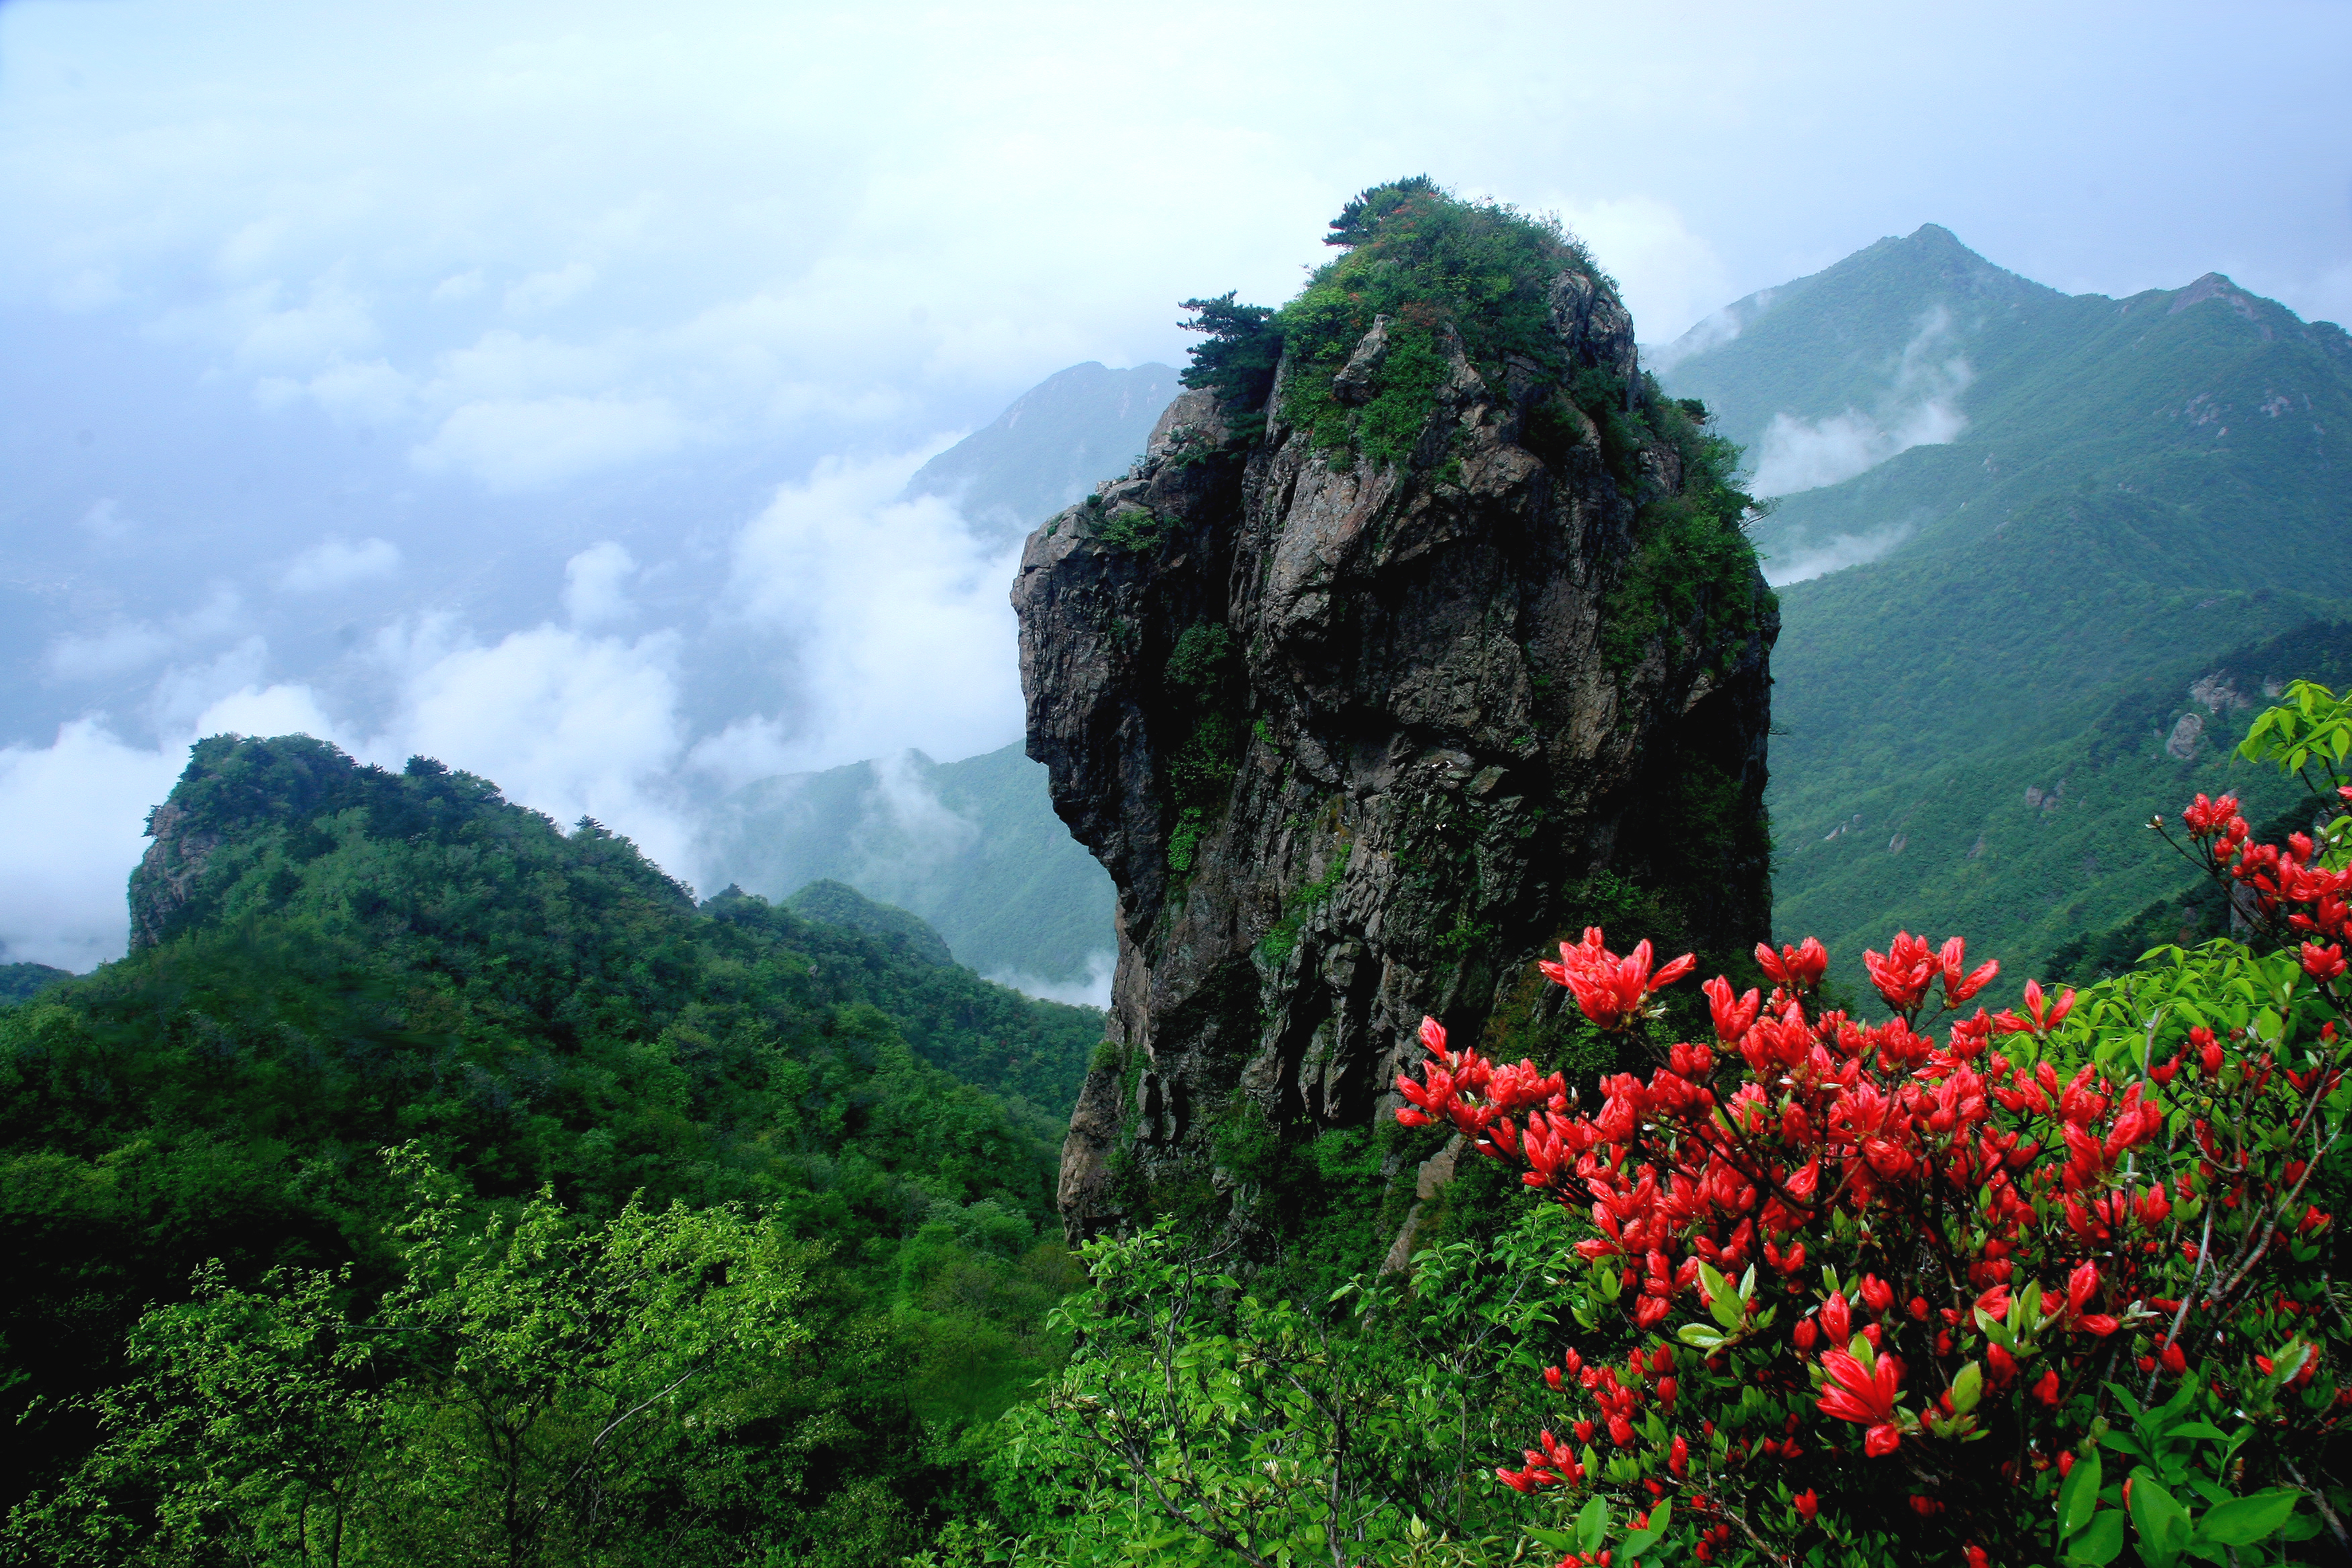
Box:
[698,740,1116,998]
[1657,224,2352,986]
[905,361,1179,545]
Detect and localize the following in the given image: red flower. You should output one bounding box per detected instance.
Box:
[2301,942,2347,983]
[1816,1349,1904,1450]
[1794,1489,1820,1524]
[1939,936,2000,1003]
[2032,1369,2061,1405]
[1863,930,1939,1012]
[1756,937,1828,991]
[1542,928,1696,1030]
[1992,978,2075,1037]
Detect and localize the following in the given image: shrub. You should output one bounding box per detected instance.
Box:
[1388,708,2352,1562]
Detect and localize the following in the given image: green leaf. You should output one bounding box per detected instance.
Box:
[2064,1508,2125,1567]
[1577,1496,1608,1554]
[2059,1451,2103,1539]
[1951,1360,1983,1414]
[2131,1477,2192,1568]
[1698,1260,1742,1329]
[2194,1489,2301,1548]
[1619,1498,1672,1559]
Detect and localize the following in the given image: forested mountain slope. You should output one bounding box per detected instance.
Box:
[1659,226,2352,983]
[699,740,1116,993]
[0,734,1102,1546]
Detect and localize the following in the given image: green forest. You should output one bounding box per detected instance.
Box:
[0,735,1101,1564]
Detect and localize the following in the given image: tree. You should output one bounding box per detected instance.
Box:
[8,1150,819,1568]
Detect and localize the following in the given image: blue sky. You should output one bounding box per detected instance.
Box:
[2,0,2347,969]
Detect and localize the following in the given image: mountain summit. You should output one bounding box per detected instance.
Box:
[1660,226,2352,982]
[1015,182,1775,1255]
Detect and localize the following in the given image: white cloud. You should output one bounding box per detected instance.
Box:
[562,541,636,627]
[77,498,132,539]
[46,622,175,681]
[409,393,689,490]
[1647,287,1777,375]
[1749,307,1974,497]
[198,681,342,741]
[304,358,415,425]
[146,635,273,737]
[45,586,245,681]
[1761,522,1917,585]
[505,261,596,314]
[430,270,485,303]
[704,450,1025,779]
[278,536,401,592]
[373,618,693,875]
[988,948,1116,1010]
[228,277,380,372]
[0,720,187,971]
[0,681,340,971]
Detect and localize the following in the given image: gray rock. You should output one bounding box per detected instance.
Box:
[1330,315,1392,405]
[128,799,224,952]
[1013,268,1775,1253]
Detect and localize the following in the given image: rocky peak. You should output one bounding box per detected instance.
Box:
[1014,185,1777,1256]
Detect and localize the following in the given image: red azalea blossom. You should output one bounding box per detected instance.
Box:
[1373,725,2352,1568]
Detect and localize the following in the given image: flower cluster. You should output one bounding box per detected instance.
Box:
[2176,789,2352,982]
[1393,900,2349,1564]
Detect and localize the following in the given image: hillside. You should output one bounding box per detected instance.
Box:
[697,740,1116,995]
[0,734,1103,1537]
[1657,227,2352,985]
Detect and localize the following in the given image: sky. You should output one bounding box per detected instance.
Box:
[2,0,2349,970]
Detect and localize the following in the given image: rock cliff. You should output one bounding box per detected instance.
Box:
[1014,184,1777,1255]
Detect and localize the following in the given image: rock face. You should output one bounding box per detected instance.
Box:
[1014,232,1777,1252]
[129,799,226,952]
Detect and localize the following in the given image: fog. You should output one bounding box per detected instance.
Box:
[1749,308,1975,498]
[3,0,2348,969]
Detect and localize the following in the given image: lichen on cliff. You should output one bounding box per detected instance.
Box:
[1015,179,1777,1273]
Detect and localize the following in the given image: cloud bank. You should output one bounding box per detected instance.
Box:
[0,444,1040,973]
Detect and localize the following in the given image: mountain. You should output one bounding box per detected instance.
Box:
[1655,225,2352,984]
[904,361,1181,545]
[0,963,70,1003]
[1021,185,1773,1265]
[0,733,1103,1524]
[697,741,1116,996]
[783,878,959,967]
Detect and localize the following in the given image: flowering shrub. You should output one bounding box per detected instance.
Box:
[1391,771,2352,1563]
[956,689,2352,1568]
